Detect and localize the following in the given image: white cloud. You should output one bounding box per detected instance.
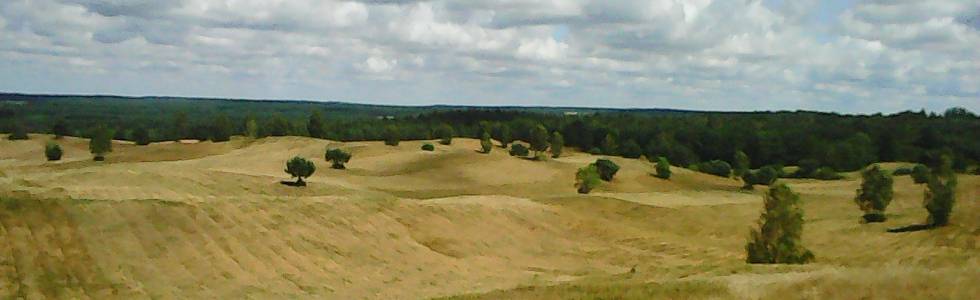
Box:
[0,0,976,113]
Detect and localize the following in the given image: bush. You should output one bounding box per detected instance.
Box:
[132,126,151,146]
[325,148,351,169]
[421,143,435,151]
[746,183,814,264]
[792,159,820,178]
[45,142,63,161]
[733,151,750,177]
[655,156,671,179]
[529,124,550,159]
[575,164,601,194]
[435,124,454,145]
[594,159,620,181]
[812,167,844,180]
[284,156,316,185]
[492,124,512,148]
[855,165,894,222]
[924,156,956,226]
[89,127,113,161]
[384,126,400,146]
[509,143,529,157]
[741,166,778,189]
[697,160,731,177]
[480,132,492,154]
[911,164,930,184]
[550,132,563,158]
[892,166,913,176]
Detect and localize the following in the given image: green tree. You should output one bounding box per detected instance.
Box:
[619,139,642,159]
[132,126,151,145]
[384,125,401,146]
[89,127,113,161]
[480,131,492,154]
[734,151,750,177]
[421,143,435,151]
[435,124,454,145]
[529,124,550,159]
[601,133,618,155]
[655,156,671,179]
[911,164,930,184]
[52,119,69,139]
[325,148,352,169]
[172,111,188,141]
[308,111,325,139]
[492,124,513,148]
[697,160,732,177]
[7,122,28,140]
[509,143,529,157]
[266,114,290,137]
[285,156,316,186]
[742,166,778,190]
[575,164,601,194]
[594,159,620,181]
[746,183,814,264]
[550,131,564,158]
[924,155,956,226]
[45,142,63,161]
[854,165,894,223]
[245,118,259,139]
[211,113,232,142]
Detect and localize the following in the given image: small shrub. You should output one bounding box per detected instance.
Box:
[575,164,601,194]
[911,164,930,184]
[594,159,620,181]
[384,126,400,146]
[89,127,113,161]
[480,132,493,154]
[697,160,731,177]
[812,167,844,180]
[325,148,351,169]
[791,159,820,178]
[45,142,63,161]
[421,143,435,151]
[854,165,894,222]
[892,166,913,176]
[746,183,814,264]
[435,124,454,145]
[741,166,778,189]
[509,143,529,157]
[733,151,750,177]
[132,126,151,146]
[655,156,671,179]
[284,156,316,186]
[587,147,602,155]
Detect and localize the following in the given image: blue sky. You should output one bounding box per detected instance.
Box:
[0,0,977,113]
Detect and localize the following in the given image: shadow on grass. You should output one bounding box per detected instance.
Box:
[279,180,306,187]
[886,224,935,233]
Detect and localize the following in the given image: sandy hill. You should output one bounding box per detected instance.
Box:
[0,134,977,299]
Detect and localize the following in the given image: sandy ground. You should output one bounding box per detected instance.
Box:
[0,134,977,299]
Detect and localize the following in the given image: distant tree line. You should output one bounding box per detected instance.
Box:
[2,95,978,172]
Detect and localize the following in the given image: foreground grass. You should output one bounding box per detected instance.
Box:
[441,279,732,300]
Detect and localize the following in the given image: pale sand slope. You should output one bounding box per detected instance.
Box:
[1,135,978,299]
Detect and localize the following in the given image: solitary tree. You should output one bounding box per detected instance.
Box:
[384,125,401,146]
[734,151,750,177]
[742,166,778,190]
[52,120,69,139]
[493,124,513,148]
[45,142,63,161]
[284,156,316,186]
[325,148,352,169]
[746,183,814,264]
[89,127,113,161]
[308,111,326,139]
[594,159,620,181]
[854,165,894,222]
[923,156,956,227]
[550,131,564,158]
[480,131,492,154]
[529,124,550,159]
[575,164,601,194]
[655,156,671,179]
[435,124,454,145]
[132,126,151,145]
[8,122,28,140]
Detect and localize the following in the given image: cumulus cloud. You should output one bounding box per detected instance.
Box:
[0,0,976,113]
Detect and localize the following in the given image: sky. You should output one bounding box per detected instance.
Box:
[0,0,977,114]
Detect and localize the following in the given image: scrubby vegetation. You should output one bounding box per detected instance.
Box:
[44,142,63,161]
[923,157,956,227]
[89,127,112,161]
[529,124,550,160]
[284,156,316,186]
[594,159,620,181]
[741,166,778,189]
[509,144,529,157]
[733,151,750,177]
[436,124,454,145]
[746,183,814,264]
[325,148,351,169]
[696,160,731,177]
[655,156,671,179]
[550,132,563,158]
[8,122,28,140]
[479,132,492,153]
[384,125,401,146]
[855,165,893,222]
[575,164,601,194]
[911,164,931,184]
[421,143,435,151]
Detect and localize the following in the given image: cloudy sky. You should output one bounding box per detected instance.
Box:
[0,0,977,113]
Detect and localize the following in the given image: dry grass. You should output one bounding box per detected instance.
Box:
[1,135,977,299]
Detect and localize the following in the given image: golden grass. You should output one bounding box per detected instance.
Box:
[0,135,977,299]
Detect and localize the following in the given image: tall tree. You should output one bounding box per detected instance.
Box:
[734,150,750,177]
[854,164,893,223]
[480,131,492,154]
[89,126,113,161]
[52,119,69,139]
[746,183,814,264]
[384,125,400,146]
[284,156,316,186]
[550,131,564,158]
[529,124,550,159]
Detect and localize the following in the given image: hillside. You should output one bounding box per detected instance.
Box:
[1,135,978,299]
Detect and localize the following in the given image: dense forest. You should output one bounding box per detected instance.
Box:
[2,93,978,172]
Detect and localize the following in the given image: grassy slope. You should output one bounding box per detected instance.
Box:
[1,134,977,299]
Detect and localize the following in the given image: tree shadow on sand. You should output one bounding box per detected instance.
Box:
[886,223,935,233]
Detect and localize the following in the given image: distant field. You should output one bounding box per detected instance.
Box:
[1,134,978,299]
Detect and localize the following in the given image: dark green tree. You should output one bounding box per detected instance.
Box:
[172,111,188,141]
[655,156,671,179]
[746,183,814,264]
[550,131,564,158]
[911,164,930,184]
[924,155,956,226]
[52,119,69,139]
[734,151,750,177]
[8,122,28,140]
[529,124,550,159]
[307,111,326,139]
[384,125,401,146]
[742,166,778,190]
[421,143,435,151]
[854,164,894,222]
[575,164,601,194]
[480,131,492,154]
[619,139,642,159]
[325,148,351,169]
[45,142,63,161]
[211,113,232,142]
[509,143,529,157]
[594,159,620,181]
[266,114,291,137]
[435,124,454,145]
[601,133,618,155]
[285,156,316,186]
[493,124,513,148]
[132,126,151,146]
[89,127,113,161]
[697,160,732,177]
